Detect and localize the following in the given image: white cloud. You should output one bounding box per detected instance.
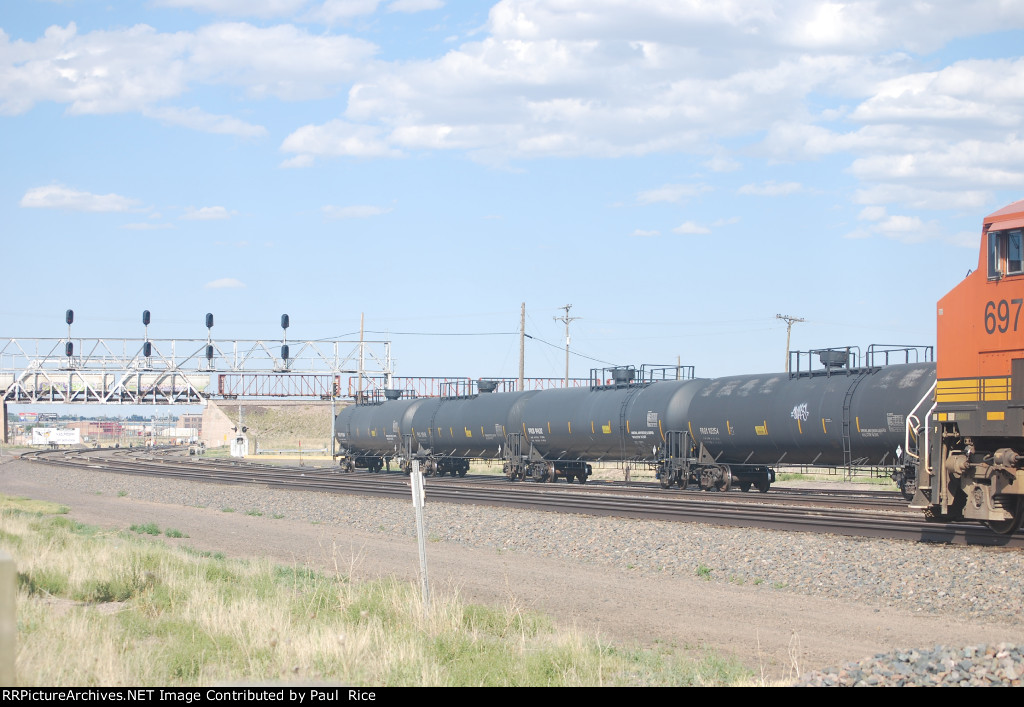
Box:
[305,0,382,24]
[629,229,659,237]
[20,185,141,212]
[843,212,972,247]
[189,23,379,101]
[322,204,393,219]
[204,278,246,288]
[858,206,887,221]
[281,120,403,160]
[636,183,712,204]
[152,0,309,17]
[143,106,267,138]
[672,221,710,235]
[387,0,443,12]
[122,222,175,230]
[737,181,803,196]
[181,206,237,220]
[704,156,741,173]
[0,21,378,117]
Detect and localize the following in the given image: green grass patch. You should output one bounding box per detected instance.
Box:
[130,523,161,536]
[0,494,69,516]
[164,528,188,539]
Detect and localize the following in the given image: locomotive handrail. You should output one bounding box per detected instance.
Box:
[904,380,937,462]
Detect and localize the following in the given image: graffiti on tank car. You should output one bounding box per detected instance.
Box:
[790,403,809,422]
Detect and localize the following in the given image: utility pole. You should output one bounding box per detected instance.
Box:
[554,304,580,387]
[519,302,526,392]
[776,314,805,372]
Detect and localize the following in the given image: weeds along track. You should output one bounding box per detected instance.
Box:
[23,447,1024,548]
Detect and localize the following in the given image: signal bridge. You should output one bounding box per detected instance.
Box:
[0,337,394,406]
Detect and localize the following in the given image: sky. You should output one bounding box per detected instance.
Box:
[4,0,1024,401]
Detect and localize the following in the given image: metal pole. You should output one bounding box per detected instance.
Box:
[554,304,580,387]
[519,303,525,392]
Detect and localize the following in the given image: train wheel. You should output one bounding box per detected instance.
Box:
[756,478,770,493]
[715,465,732,492]
[739,481,751,492]
[659,471,674,489]
[986,497,1024,535]
[577,472,587,484]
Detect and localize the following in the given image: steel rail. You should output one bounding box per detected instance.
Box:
[23,448,1024,548]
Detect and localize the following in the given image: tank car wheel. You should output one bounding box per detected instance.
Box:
[739,481,751,492]
[458,467,468,478]
[577,472,587,484]
[659,471,675,489]
[986,498,1024,535]
[755,478,770,493]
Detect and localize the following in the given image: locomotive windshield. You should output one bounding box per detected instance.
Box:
[987,228,1024,278]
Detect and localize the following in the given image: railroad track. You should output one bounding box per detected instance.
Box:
[23,447,1024,548]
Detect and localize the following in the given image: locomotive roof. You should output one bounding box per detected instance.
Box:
[984,198,1024,229]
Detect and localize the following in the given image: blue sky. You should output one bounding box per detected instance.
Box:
[4,0,1024,395]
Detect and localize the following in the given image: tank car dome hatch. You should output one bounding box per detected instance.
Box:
[611,367,636,384]
[818,350,849,368]
[383,388,402,400]
[477,380,499,393]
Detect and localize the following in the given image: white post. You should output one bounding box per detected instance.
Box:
[410,461,430,616]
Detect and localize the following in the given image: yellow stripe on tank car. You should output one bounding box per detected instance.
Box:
[821,418,827,434]
[856,417,861,433]
[465,427,472,438]
[602,422,612,434]
[547,422,551,434]
[626,420,630,433]
[659,419,664,440]
[568,421,572,434]
[988,411,1006,421]
[591,421,595,434]
[796,418,802,434]
[688,421,694,438]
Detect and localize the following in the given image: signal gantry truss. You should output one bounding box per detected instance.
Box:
[0,338,393,405]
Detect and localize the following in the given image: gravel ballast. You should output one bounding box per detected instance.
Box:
[3,456,1024,686]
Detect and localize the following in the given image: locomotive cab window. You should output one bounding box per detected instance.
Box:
[988,229,1024,279]
[1010,229,1023,275]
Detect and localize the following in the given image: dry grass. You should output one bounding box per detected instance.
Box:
[2,496,752,687]
[221,404,334,455]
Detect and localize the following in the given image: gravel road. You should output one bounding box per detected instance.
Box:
[2,456,1023,685]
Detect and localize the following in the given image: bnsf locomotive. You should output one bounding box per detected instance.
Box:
[334,200,1024,534]
[907,199,1024,533]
